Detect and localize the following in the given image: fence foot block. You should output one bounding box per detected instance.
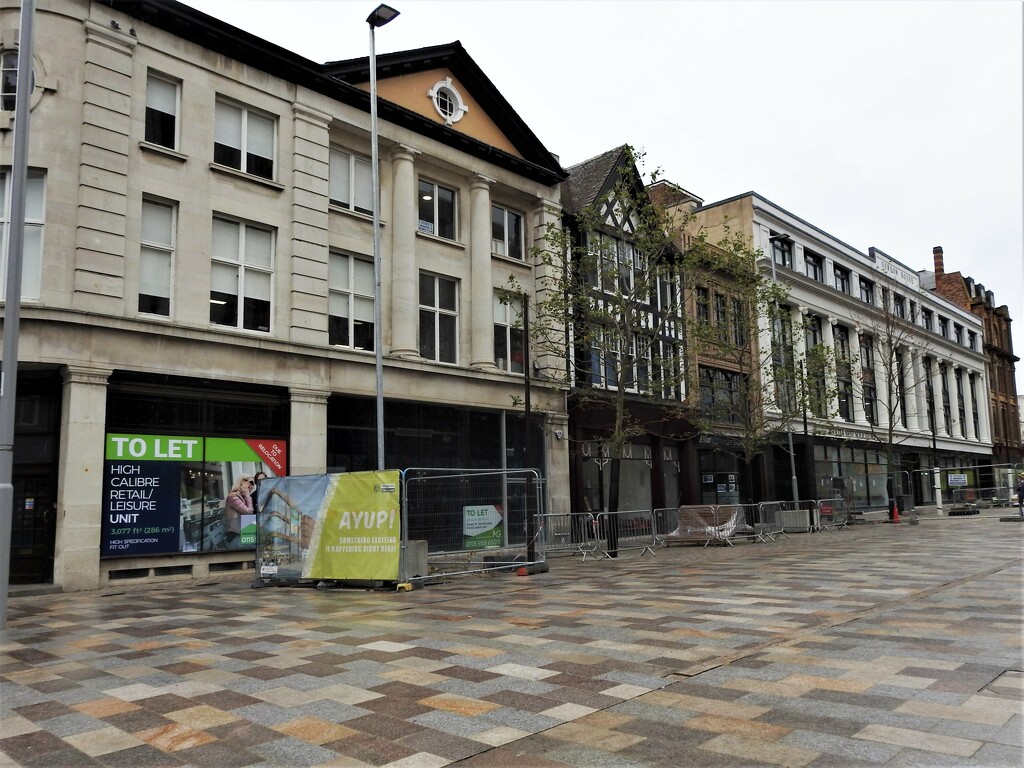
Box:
[516,563,550,576]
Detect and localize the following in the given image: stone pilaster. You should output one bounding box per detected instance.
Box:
[54,365,112,591]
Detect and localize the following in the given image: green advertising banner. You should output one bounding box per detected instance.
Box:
[305,470,401,581]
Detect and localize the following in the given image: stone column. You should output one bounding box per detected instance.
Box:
[963,370,977,441]
[950,366,964,439]
[903,349,920,430]
[852,327,867,425]
[469,175,497,370]
[389,145,420,358]
[974,371,991,443]
[289,388,330,476]
[822,317,839,418]
[912,351,928,432]
[54,365,113,591]
[873,340,890,429]
[931,359,949,437]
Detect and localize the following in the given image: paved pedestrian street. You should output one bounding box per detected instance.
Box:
[1,517,1021,767]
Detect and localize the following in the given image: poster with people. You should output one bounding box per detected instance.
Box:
[101,433,287,557]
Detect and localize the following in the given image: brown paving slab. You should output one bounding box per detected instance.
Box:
[102,708,176,734]
[167,739,263,768]
[273,715,358,744]
[683,713,792,741]
[482,689,561,713]
[94,743,186,768]
[188,690,265,710]
[323,731,420,766]
[236,665,296,681]
[358,696,433,719]
[155,661,208,675]
[132,694,197,714]
[418,692,503,716]
[206,719,289,746]
[457,744,567,767]
[340,713,426,740]
[135,722,217,752]
[12,700,78,722]
[0,730,84,762]
[73,697,141,718]
[396,728,491,761]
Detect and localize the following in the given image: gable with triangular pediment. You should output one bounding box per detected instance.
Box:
[354,69,523,159]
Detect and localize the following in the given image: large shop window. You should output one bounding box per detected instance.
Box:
[104,374,288,558]
[328,396,542,474]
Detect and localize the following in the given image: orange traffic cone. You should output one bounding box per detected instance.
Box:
[892,500,900,523]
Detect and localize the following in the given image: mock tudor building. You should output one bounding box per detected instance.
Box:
[686,192,993,509]
[0,0,568,589]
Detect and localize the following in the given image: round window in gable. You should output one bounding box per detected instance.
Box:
[428,77,468,126]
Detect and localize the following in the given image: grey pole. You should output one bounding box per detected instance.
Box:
[0,0,36,629]
[367,4,398,472]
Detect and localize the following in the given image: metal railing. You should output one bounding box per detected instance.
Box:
[537,511,598,560]
[592,509,657,557]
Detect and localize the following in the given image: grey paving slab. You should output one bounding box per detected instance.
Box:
[1,518,1021,767]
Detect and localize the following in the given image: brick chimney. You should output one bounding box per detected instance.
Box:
[933,246,944,275]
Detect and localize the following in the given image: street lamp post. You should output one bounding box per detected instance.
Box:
[367,3,398,471]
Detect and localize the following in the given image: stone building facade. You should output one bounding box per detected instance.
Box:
[1,0,568,589]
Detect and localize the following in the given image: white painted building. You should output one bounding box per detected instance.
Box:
[690,192,991,509]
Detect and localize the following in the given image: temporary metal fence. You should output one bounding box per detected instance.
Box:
[400,468,544,582]
[657,497,849,546]
[952,487,1014,509]
[777,500,819,533]
[537,511,598,560]
[658,505,739,547]
[816,498,849,530]
[592,509,657,557]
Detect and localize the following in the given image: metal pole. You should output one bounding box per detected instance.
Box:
[368,19,384,471]
[0,0,36,629]
[523,294,536,563]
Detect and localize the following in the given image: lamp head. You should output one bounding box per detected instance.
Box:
[367,4,399,27]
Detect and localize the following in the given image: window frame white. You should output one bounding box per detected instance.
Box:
[419,272,458,364]
[328,251,375,350]
[493,291,525,374]
[213,98,276,180]
[138,196,176,317]
[209,215,274,333]
[417,178,457,240]
[0,168,44,300]
[490,203,524,260]
[144,71,180,150]
[329,147,373,215]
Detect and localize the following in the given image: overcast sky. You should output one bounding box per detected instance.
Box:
[181,0,1024,388]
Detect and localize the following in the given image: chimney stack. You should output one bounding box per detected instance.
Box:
[933,246,944,275]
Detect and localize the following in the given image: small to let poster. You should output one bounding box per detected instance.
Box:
[463,504,504,550]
